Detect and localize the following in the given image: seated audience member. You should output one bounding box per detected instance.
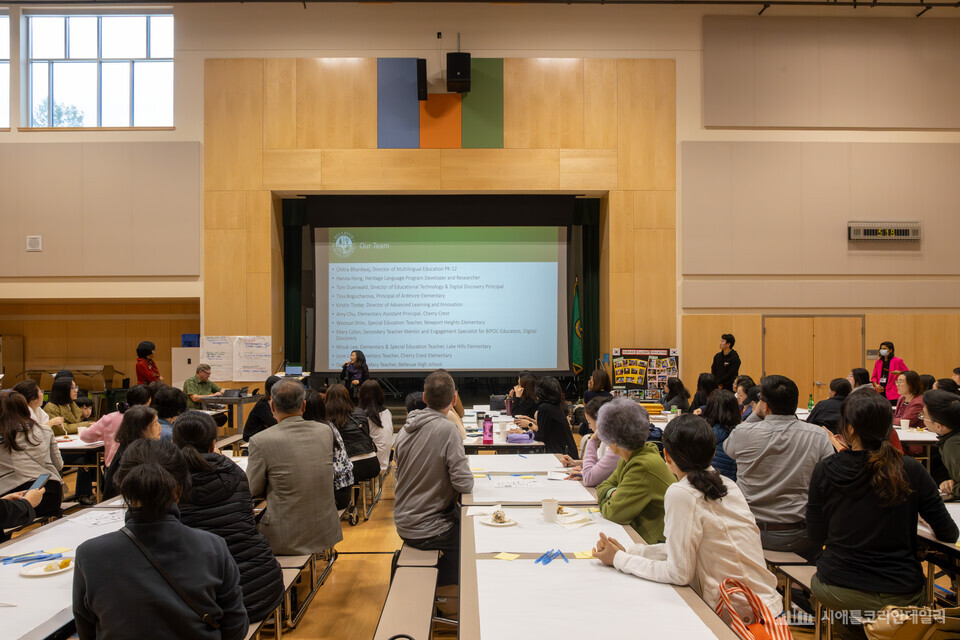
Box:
[153,385,187,441]
[73,439,248,640]
[923,390,960,499]
[510,373,539,419]
[560,396,616,487]
[357,380,394,473]
[183,364,224,410]
[702,389,740,481]
[81,384,153,467]
[74,397,95,422]
[847,367,873,392]
[662,377,691,414]
[734,375,756,416]
[806,378,851,433]
[102,405,162,499]
[325,384,380,484]
[691,373,718,412]
[43,376,93,434]
[893,371,924,429]
[394,371,473,586]
[740,385,762,424]
[242,375,281,441]
[954,367,960,386]
[806,390,958,629]
[246,379,345,555]
[303,390,354,510]
[405,391,427,413]
[584,369,613,404]
[596,398,676,544]
[13,379,65,433]
[135,340,163,385]
[0,390,63,518]
[593,415,785,630]
[920,374,936,394]
[174,412,284,622]
[445,402,468,440]
[724,375,834,558]
[934,378,959,395]
[531,377,578,455]
[1,488,45,539]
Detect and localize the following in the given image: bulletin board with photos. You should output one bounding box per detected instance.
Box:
[611,348,680,403]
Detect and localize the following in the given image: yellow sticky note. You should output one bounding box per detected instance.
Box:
[471,468,484,472]
[45,547,72,554]
[574,550,594,559]
[586,508,600,513]
[494,552,520,561]
[520,475,536,479]
[473,474,487,479]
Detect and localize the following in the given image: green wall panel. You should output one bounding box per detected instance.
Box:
[461,58,503,149]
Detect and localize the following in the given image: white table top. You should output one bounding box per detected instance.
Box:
[470,506,631,554]
[55,435,103,451]
[0,507,126,640]
[223,454,249,472]
[467,454,562,474]
[895,427,938,444]
[466,475,596,505]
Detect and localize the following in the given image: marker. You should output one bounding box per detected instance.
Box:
[517,454,527,459]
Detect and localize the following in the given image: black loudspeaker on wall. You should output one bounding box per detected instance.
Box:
[417,59,427,101]
[446,52,471,93]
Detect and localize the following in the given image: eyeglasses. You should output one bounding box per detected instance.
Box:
[70,385,79,390]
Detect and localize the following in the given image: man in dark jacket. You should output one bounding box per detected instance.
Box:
[711,334,741,390]
[806,378,851,433]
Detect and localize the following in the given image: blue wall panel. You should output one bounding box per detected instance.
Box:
[377,58,420,149]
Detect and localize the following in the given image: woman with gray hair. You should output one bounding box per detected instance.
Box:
[595,397,675,544]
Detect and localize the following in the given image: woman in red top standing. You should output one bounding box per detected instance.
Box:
[135,341,163,385]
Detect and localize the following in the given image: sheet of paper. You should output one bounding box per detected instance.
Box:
[473,507,629,553]
[200,335,234,381]
[475,560,718,640]
[233,335,272,382]
[467,454,563,474]
[469,476,595,505]
[546,471,569,481]
[72,509,125,527]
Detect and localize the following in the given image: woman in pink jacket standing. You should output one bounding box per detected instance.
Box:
[871,341,908,406]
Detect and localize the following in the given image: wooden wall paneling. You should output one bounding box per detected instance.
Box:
[25,321,69,363]
[913,314,960,378]
[205,191,247,230]
[67,320,127,364]
[321,149,441,191]
[263,58,297,149]
[246,272,273,336]
[583,58,618,149]
[617,59,676,191]
[598,195,611,365]
[203,230,248,335]
[246,191,274,274]
[262,150,322,191]
[606,191,634,273]
[558,149,617,191]
[439,149,559,191]
[632,228,676,346]
[608,272,636,348]
[633,190,676,230]
[813,316,864,402]
[763,316,815,404]
[204,59,263,191]
[297,58,377,149]
[124,320,173,381]
[864,313,916,374]
[681,315,726,384]
[503,58,584,149]
[730,315,763,383]
[270,194,285,370]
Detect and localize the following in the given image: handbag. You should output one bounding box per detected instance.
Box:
[120,527,221,629]
[714,578,793,640]
[864,606,960,640]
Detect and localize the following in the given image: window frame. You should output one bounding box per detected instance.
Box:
[0,11,10,130]
[24,9,173,129]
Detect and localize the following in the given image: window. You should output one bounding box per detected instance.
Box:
[27,14,173,127]
[0,14,8,128]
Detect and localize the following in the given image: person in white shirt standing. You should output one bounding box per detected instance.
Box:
[593,414,784,628]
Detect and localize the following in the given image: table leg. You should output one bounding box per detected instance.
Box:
[95,451,104,503]
[228,404,236,434]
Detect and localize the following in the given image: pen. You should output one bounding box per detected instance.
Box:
[558,550,569,563]
[517,454,527,458]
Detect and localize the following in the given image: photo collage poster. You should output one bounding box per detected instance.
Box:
[611,348,680,403]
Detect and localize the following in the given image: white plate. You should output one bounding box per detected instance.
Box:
[20,559,73,577]
[479,515,517,527]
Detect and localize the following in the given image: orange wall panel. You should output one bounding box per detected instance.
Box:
[419,94,462,149]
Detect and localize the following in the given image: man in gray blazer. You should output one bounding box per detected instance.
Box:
[247,378,343,555]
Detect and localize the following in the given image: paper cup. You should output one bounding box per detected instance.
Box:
[542,499,558,522]
[900,419,911,429]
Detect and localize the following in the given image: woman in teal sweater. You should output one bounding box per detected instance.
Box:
[596,397,675,544]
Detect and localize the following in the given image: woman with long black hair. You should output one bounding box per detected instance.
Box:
[340,350,369,397]
[324,384,379,484]
[0,390,63,518]
[357,380,393,473]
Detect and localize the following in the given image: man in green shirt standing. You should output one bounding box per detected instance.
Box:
[182,363,224,410]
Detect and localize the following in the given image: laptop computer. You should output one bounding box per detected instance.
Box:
[222,386,249,398]
[285,363,303,376]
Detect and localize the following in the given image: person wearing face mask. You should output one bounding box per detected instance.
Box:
[871,342,908,406]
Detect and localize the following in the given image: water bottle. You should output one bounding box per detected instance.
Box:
[482,416,494,445]
[807,394,814,411]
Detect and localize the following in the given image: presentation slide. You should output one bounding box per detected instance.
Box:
[314,226,569,373]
